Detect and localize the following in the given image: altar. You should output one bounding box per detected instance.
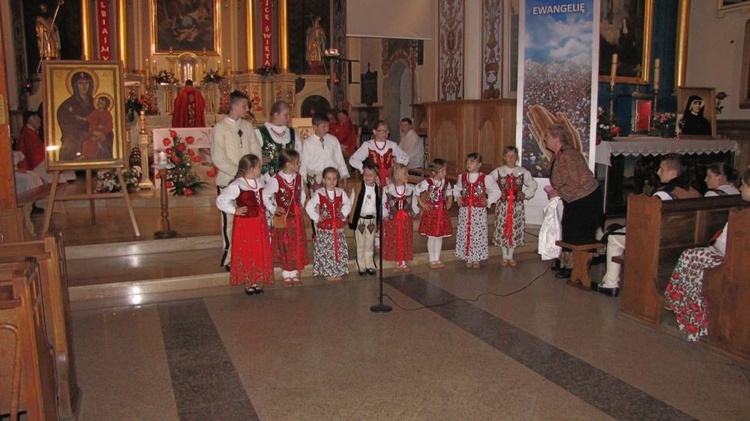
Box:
[596,137,741,215]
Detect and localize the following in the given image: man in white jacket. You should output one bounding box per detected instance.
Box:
[210,91,262,270]
[399,118,424,169]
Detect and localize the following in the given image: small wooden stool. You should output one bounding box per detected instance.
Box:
[556,241,604,289]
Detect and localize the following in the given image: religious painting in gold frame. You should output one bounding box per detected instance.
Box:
[42,61,126,170]
[677,86,717,139]
[599,0,653,85]
[151,0,221,55]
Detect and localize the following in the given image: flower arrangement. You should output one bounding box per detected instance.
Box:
[125,90,159,121]
[154,69,178,84]
[95,166,142,193]
[596,107,622,142]
[653,112,677,138]
[254,64,279,76]
[202,69,223,84]
[161,130,207,196]
[715,91,728,114]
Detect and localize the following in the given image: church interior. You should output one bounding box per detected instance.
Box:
[2,0,750,420]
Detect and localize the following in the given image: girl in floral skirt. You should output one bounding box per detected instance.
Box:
[383,163,420,272]
[664,168,750,341]
[305,167,352,281]
[216,154,274,295]
[416,158,453,269]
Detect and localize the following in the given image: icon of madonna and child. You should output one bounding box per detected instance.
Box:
[56,70,115,161]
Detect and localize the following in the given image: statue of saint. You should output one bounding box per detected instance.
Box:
[36,3,61,60]
[305,16,326,74]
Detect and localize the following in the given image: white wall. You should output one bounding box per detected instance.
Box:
[687,2,750,120]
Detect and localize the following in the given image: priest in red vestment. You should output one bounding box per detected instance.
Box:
[331,109,357,155]
[172,79,207,128]
[17,114,46,171]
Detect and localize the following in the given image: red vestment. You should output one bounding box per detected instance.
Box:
[172,86,207,128]
[17,126,46,170]
[332,119,357,155]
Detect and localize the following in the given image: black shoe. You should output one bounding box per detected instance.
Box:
[254,287,264,295]
[224,264,231,272]
[551,259,561,272]
[358,270,366,276]
[366,268,377,275]
[554,269,572,279]
[592,282,620,297]
[244,286,257,295]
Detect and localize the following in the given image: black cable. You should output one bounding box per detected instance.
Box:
[382,266,551,312]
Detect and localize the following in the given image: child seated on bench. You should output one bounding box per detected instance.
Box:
[664,168,750,342]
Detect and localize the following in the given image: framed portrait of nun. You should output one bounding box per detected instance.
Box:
[677,86,717,139]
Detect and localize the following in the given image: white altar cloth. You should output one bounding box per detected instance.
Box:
[595,137,740,166]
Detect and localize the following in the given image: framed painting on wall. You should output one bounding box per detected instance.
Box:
[152,0,221,54]
[599,0,653,85]
[677,86,717,139]
[42,61,127,170]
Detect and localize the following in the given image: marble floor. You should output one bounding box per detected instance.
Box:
[71,255,750,421]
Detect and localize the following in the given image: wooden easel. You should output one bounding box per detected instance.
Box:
[43,166,141,236]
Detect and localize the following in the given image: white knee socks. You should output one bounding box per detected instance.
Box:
[427,237,443,262]
[502,246,515,260]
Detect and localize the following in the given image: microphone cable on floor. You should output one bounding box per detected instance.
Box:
[381,266,551,312]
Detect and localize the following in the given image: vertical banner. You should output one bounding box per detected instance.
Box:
[518,0,599,176]
[97,0,112,61]
[261,0,274,67]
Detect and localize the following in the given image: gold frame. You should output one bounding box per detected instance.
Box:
[42,61,127,170]
[151,0,221,55]
[599,0,653,85]
[717,0,750,16]
[677,86,717,139]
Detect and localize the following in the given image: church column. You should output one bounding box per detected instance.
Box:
[278,0,288,72]
[81,0,95,60]
[117,0,128,68]
[246,0,255,71]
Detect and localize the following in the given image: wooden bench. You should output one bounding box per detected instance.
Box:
[0,230,80,419]
[619,194,749,327]
[556,241,604,289]
[703,207,750,363]
[0,259,59,420]
[16,182,66,238]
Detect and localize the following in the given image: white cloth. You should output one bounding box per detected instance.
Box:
[538,197,563,261]
[215,177,265,214]
[704,184,740,197]
[210,117,261,186]
[596,137,739,166]
[452,172,502,206]
[488,165,539,200]
[709,222,728,257]
[348,139,409,172]
[298,133,350,179]
[262,171,306,215]
[382,183,420,217]
[255,122,294,148]
[305,187,352,223]
[399,129,424,169]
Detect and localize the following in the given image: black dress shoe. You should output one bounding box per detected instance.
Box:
[592,283,620,297]
[366,268,377,275]
[358,270,366,276]
[244,286,257,295]
[224,264,231,272]
[551,259,562,272]
[554,269,572,279]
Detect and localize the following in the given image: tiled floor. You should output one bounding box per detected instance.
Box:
[71,257,750,420]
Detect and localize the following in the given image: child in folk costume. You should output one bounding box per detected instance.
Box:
[255,100,298,179]
[216,154,274,295]
[262,149,309,288]
[349,120,409,187]
[349,162,381,276]
[416,158,454,269]
[489,146,538,267]
[453,153,501,268]
[383,163,420,272]
[299,113,350,194]
[305,167,352,281]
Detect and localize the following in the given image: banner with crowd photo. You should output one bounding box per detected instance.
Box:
[517,0,599,177]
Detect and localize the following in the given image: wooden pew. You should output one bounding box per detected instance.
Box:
[619,194,749,327]
[0,231,80,419]
[0,259,59,420]
[703,207,750,362]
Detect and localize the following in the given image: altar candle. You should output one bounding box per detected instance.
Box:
[610,53,618,89]
[158,151,167,165]
[227,59,231,77]
[152,59,157,75]
[146,58,150,79]
[653,58,660,91]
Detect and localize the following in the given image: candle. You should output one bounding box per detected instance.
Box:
[146,58,150,79]
[227,59,231,77]
[653,58,660,91]
[152,59,157,75]
[158,151,167,165]
[610,53,618,89]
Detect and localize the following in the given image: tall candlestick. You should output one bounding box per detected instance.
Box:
[653,58,660,91]
[227,59,231,78]
[146,58,150,79]
[610,53,618,89]
[152,59,157,75]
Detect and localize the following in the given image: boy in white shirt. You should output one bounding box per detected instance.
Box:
[299,114,350,193]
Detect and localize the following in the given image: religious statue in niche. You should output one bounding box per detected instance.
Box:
[36,2,62,60]
[306,15,327,74]
[361,63,378,106]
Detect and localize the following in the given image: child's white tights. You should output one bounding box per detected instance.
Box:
[502,246,515,260]
[427,237,443,262]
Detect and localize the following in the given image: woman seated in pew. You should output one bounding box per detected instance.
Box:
[665,168,750,342]
[704,162,739,197]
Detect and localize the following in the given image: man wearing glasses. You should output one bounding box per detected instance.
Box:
[349,120,409,187]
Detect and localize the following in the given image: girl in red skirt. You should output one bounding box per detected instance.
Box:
[383,163,420,272]
[216,154,274,295]
[416,158,453,269]
[263,149,309,288]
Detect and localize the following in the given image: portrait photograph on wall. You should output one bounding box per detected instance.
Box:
[42,61,126,170]
[677,86,717,139]
[599,0,653,84]
[152,0,220,54]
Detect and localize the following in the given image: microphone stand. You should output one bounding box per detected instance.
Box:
[370,183,392,313]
